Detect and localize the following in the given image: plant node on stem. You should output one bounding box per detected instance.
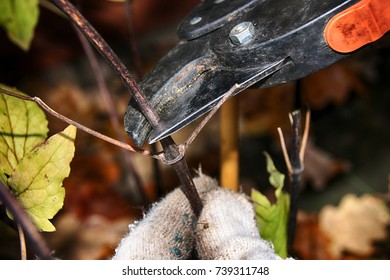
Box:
[277,109,310,255]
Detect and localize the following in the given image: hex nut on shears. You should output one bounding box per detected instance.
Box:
[229,21,255,45]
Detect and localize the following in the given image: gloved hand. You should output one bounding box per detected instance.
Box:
[112,173,283,260]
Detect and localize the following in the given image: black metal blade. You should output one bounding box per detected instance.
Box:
[124,0,360,147]
[148,58,291,143]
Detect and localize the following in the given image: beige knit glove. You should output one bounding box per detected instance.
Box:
[196,187,281,260]
[112,174,282,260]
[112,173,218,260]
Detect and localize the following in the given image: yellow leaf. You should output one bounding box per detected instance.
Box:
[0,85,48,184]
[8,126,77,232]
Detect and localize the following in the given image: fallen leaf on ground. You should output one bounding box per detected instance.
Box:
[319,193,390,258]
[301,62,366,109]
[303,140,351,190]
[293,211,333,260]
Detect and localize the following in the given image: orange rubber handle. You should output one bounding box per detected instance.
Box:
[325,0,390,53]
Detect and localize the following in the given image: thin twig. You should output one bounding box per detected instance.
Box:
[17,224,27,260]
[42,0,148,203]
[49,0,203,216]
[125,0,144,79]
[0,87,155,158]
[75,28,125,145]
[0,182,53,260]
[183,58,287,149]
[299,109,311,162]
[160,137,202,217]
[124,0,163,198]
[74,26,146,203]
[277,127,293,175]
[49,0,160,128]
[185,84,239,149]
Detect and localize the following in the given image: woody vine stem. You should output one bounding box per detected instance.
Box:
[0,182,52,259]
[49,0,203,216]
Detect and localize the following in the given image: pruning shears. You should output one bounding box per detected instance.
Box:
[124,0,390,147]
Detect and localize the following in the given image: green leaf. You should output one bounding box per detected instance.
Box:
[0,85,48,184]
[0,0,39,51]
[264,152,285,189]
[7,125,77,232]
[251,152,290,258]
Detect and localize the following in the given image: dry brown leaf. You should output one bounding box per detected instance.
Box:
[303,140,351,190]
[293,211,333,260]
[301,62,366,109]
[319,194,390,258]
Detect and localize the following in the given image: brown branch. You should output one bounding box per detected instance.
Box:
[74,27,146,204]
[0,87,155,158]
[49,0,160,128]
[125,0,144,79]
[17,224,27,260]
[185,84,239,149]
[75,28,125,145]
[0,182,53,260]
[160,137,202,217]
[124,0,163,198]
[49,0,203,216]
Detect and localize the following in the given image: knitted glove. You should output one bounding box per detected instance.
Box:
[196,188,281,260]
[112,174,282,260]
[112,173,218,260]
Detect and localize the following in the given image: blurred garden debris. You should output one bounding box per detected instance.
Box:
[293,193,390,260]
[45,213,133,260]
[303,140,351,191]
[300,61,366,109]
[240,59,369,138]
[0,0,199,82]
[293,211,333,260]
[319,194,390,258]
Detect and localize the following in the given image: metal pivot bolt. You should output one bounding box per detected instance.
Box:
[229,22,255,45]
[190,16,202,25]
